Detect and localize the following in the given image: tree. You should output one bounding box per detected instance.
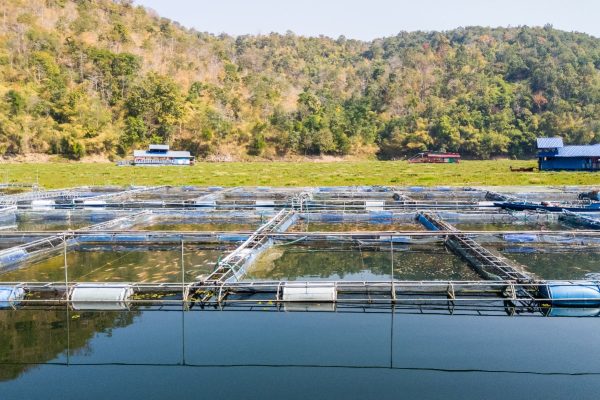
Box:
[247,123,267,156]
[125,73,185,143]
[59,135,85,160]
[5,90,26,116]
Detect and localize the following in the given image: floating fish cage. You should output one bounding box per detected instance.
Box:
[1,185,599,315]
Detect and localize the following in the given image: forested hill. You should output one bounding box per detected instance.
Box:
[1,0,599,161]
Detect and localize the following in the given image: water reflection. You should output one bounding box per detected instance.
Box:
[454,222,568,231]
[246,243,480,281]
[289,221,425,232]
[140,222,258,231]
[1,306,600,399]
[0,308,138,381]
[0,245,228,282]
[497,246,600,280]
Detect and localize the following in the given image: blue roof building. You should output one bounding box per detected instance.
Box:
[133,145,194,166]
[537,137,600,171]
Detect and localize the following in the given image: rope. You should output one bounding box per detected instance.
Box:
[273,236,308,247]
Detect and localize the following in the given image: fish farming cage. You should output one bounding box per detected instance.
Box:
[2,280,600,318]
[1,185,600,315]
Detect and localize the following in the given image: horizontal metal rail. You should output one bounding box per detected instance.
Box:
[0,188,91,205]
[2,280,598,307]
[74,185,167,202]
[0,205,17,214]
[3,229,600,238]
[75,210,153,231]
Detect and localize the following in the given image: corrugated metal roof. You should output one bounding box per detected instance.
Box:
[555,145,600,158]
[133,150,192,158]
[148,144,169,151]
[537,137,563,149]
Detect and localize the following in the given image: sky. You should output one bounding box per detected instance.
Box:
[135,0,599,40]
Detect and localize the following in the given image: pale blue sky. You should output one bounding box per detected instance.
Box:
[135,0,599,40]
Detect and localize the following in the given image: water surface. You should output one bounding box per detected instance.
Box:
[454,221,569,231]
[289,221,424,232]
[0,245,225,282]
[0,308,598,399]
[140,222,258,231]
[498,246,600,280]
[246,243,480,281]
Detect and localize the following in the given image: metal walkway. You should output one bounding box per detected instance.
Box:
[74,185,167,203]
[0,279,550,308]
[418,212,532,281]
[190,187,233,206]
[484,191,518,202]
[0,188,89,205]
[76,210,153,231]
[199,209,297,286]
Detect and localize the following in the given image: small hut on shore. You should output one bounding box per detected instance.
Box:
[132,145,194,166]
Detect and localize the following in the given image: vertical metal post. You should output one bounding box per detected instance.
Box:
[180,237,186,365]
[64,234,70,365]
[390,237,395,301]
[66,301,70,366]
[180,238,185,302]
[390,304,394,369]
[63,234,68,299]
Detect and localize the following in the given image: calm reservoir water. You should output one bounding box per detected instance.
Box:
[0,308,599,399]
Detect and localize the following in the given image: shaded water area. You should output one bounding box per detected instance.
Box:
[0,245,228,282]
[139,221,259,231]
[0,187,30,195]
[4,213,123,231]
[454,221,569,231]
[497,245,600,280]
[11,220,93,231]
[245,243,480,281]
[1,308,600,399]
[289,221,424,232]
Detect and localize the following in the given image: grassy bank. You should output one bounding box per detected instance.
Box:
[1,160,598,189]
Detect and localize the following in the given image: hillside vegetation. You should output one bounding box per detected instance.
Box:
[1,0,599,160]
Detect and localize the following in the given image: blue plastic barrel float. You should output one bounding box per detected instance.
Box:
[0,286,25,308]
[0,248,29,267]
[417,214,439,231]
[503,234,538,243]
[543,307,600,317]
[218,234,250,242]
[538,281,600,307]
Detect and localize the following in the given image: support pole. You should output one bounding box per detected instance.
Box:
[180,238,186,303]
[63,234,68,299]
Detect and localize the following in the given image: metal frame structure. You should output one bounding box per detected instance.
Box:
[0,185,599,314]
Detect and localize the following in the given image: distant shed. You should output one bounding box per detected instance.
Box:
[133,145,194,166]
[408,152,461,164]
[537,137,600,171]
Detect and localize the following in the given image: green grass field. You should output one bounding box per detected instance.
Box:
[1,160,598,189]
